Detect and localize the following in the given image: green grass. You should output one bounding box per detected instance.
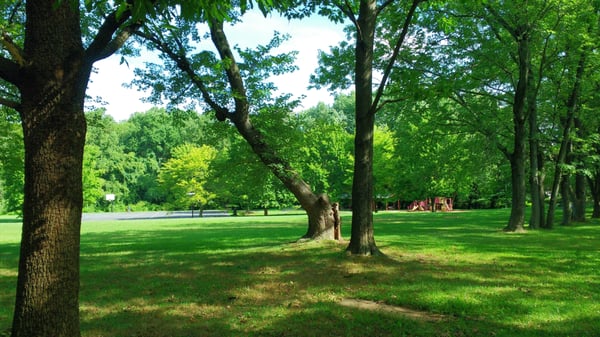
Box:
[1,210,599,336]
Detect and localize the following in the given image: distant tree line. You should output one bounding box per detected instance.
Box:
[4,95,508,215]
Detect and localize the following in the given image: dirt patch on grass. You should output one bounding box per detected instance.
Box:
[339,298,448,322]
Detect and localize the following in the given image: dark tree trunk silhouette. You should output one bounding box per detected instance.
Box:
[483,5,531,232]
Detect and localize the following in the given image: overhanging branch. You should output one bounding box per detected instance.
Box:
[372,0,424,115]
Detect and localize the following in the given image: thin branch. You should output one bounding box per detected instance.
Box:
[376,0,395,16]
[134,28,230,120]
[85,9,135,63]
[336,1,359,35]
[372,0,423,114]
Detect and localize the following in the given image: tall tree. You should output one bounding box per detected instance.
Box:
[313,0,425,254]
[158,143,217,212]
[132,9,338,239]
[0,0,155,335]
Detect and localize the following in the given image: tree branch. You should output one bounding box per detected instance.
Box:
[0,56,22,87]
[85,9,136,63]
[134,28,231,121]
[336,1,359,35]
[372,0,423,114]
[0,95,20,110]
[208,18,250,122]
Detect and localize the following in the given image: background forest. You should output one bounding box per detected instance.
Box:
[0,98,508,215]
[2,0,600,221]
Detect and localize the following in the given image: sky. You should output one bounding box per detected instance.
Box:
[86,11,348,122]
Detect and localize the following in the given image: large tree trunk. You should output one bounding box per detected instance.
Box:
[503,26,529,232]
[11,1,88,336]
[346,0,380,255]
[3,2,135,335]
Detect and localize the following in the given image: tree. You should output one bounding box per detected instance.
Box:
[389,0,592,231]
[313,0,425,254]
[131,9,338,239]
[158,143,217,213]
[0,0,152,335]
[0,107,24,214]
[82,144,106,211]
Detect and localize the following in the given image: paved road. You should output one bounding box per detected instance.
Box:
[82,210,230,221]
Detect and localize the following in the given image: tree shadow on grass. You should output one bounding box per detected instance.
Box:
[75,220,598,337]
[3,211,597,336]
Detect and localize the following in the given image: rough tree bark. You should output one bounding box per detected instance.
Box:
[483,5,530,232]
[0,2,138,335]
[135,20,335,240]
[504,27,529,232]
[7,3,87,335]
[342,0,422,254]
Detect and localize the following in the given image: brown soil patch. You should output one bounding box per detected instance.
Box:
[339,298,448,322]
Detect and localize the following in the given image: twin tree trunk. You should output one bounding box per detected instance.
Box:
[11,2,89,336]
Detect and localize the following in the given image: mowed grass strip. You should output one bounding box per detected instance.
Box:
[0,210,599,336]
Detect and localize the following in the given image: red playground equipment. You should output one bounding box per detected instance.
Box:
[408,197,453,212]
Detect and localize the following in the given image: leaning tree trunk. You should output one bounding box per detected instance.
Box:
[206,20,334,239]
[234,118,334,239]
[11,2,88,336]
[346,0,381,255]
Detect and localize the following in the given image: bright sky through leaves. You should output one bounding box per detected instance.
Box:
[87,11,346,121]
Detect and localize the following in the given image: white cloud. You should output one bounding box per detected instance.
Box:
[86,12,347,121]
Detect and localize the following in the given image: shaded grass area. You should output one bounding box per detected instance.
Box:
[0,210,599,336]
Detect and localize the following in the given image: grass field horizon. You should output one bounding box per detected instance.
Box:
[1,209,599,336]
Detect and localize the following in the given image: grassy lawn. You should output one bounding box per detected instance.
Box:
[1,210,599,336]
